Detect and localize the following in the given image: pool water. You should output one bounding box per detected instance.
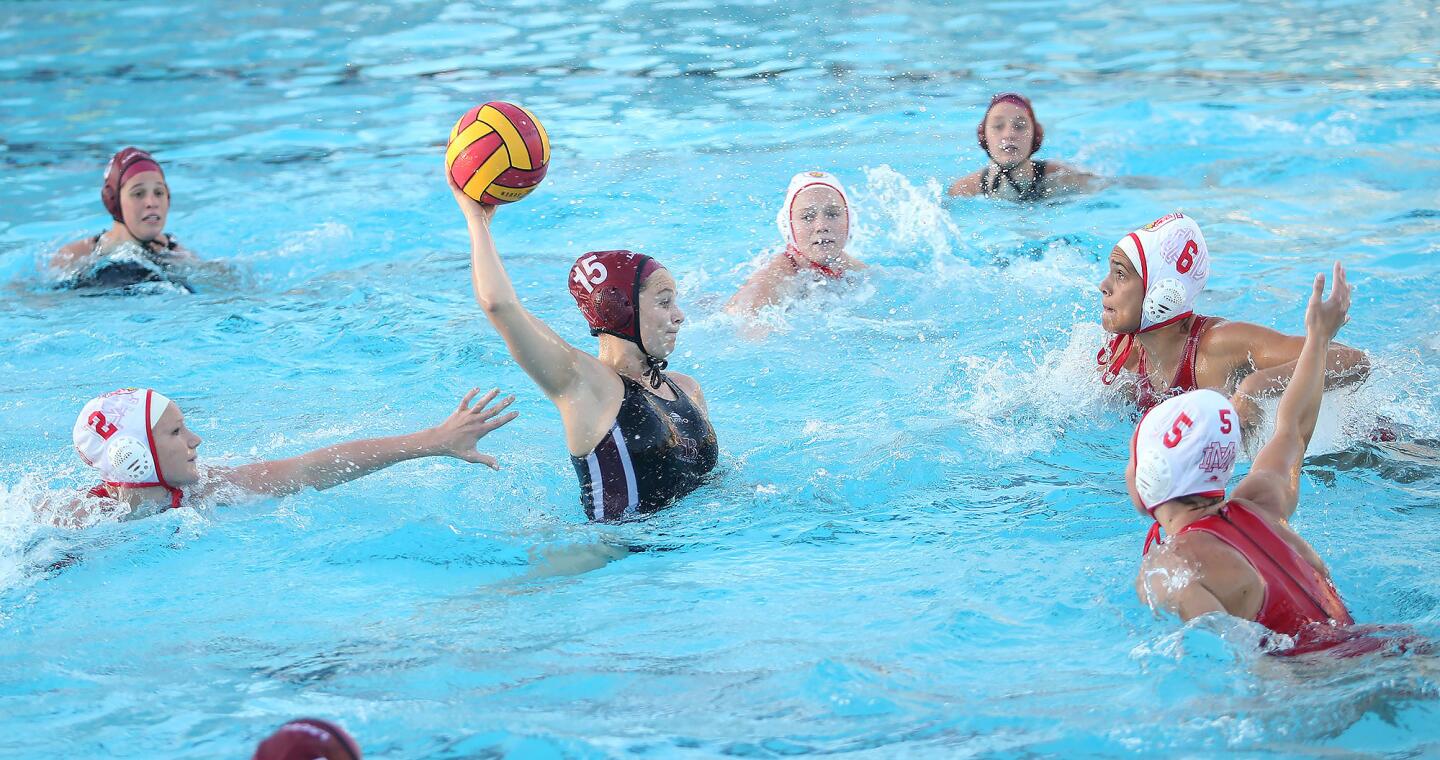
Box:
[3,1,1440,756]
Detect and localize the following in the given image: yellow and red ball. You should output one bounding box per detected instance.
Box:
[445,102,550,204]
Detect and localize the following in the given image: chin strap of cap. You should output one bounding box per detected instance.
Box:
[1097,333,1135,386]
[784,244,845,280]
[643,355,668,390]
[100,482,184,510]
[1143,521,1163,555]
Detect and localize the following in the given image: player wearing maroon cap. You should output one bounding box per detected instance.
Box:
[449,176,718,521]
[948,92,1097,201]
[51,147,203,288]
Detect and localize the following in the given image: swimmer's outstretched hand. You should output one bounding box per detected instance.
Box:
[1305,262,1351,343]
[446,170,497,225]
[427,388,518,468]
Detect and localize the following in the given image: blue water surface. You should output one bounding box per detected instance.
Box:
[2,1,1440,757]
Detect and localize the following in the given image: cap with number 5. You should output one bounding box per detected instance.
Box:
[1130,389,1241,512]
[567,250,664,352]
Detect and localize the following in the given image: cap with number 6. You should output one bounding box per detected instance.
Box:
[567,250,664,352]
[1098,213,1211,385]
[1130,389,1241,512]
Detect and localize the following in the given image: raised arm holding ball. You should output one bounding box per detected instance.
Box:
[447,102,718,522]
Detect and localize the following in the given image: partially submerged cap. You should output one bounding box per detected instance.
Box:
[101,147,165,223]
[252,718,362,760]
[568,250,664,352]
[776,171,853,249]
[1098,213,1211,384]
[73,388,182,507]
[1130,389,1241,513]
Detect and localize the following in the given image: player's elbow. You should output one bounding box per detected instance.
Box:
[1331,346,1370,385]
[474,293,521,319]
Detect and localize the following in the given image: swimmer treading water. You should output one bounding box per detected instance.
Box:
[1095,213,1371,433]
[948,92,1099,202]
[50,148,209,293]
[727,171,867,315]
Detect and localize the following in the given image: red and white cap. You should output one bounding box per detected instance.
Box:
[73,388,174,490]
[1098,213,1211,384]
[776,170,852,249]
[1115,212,1209,334]
[1130,389,1241,512]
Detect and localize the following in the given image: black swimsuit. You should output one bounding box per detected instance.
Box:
[981,159,1048,202]
[571,374,719,521]
[59,232,192,293]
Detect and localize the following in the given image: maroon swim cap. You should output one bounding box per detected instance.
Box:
[568,250,664,352]
[101,147,165,222]
[252,718,361,760]
[976,92,1044,155]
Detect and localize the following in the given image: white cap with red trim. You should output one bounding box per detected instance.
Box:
[1131,389,1241,512]
[776,170,852,249]
[1115,212,1210,334]
[73,388,173,487]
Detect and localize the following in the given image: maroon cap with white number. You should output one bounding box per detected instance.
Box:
[567,250,664,351]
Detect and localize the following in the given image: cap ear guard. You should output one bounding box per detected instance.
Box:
[107,436,155,481]
[590,285,635,335]
[1142,277,1188,326]
[1134,449,1173,508]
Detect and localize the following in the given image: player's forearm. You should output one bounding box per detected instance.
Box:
[233,431,441,495]
[1273,333,1330,448]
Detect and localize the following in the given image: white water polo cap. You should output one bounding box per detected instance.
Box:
[73,388,173,488]
[776,170,853,248]
[1130,389,1241,512]
[1116,212,1210,333]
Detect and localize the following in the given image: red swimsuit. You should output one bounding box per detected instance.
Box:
[1134,315,1218,412]
[1174,501,1353,637]
[88,483,183,510]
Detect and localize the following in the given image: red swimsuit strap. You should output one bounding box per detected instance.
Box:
[1131,315,1212,406]
[1180,502,1353,629]
[1175,315,1211,391]
[1143,521,1163,555]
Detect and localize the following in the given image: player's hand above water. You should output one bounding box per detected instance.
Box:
[447,169,497,225]
[425,388,518,468]
[1304,262,1351,345]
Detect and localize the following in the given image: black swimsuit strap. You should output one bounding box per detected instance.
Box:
[994,161,1044,201]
